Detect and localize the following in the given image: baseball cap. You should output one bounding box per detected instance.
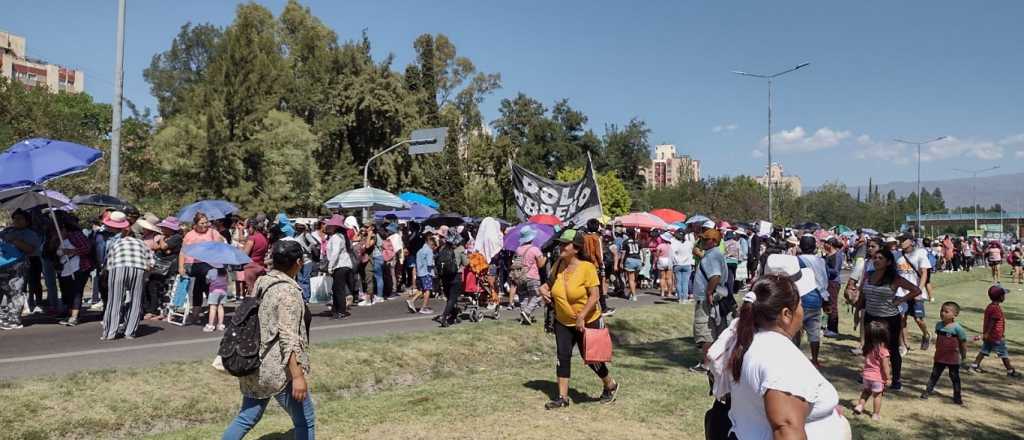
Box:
[556,228,586,248]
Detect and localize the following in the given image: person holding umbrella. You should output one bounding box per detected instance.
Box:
[55,213,93,327]
[101,211,154,340]
[179,212,225,322]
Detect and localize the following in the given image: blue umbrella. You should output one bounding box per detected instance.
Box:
[178,200,239,222]
[183,242,252,266]
[374,202,438,221]
[398,192,440,209]
[0,138,102,191]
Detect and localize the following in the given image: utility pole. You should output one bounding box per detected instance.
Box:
[108,0,126,197]
[733,62,810,223]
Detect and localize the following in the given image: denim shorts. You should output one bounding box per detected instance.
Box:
[624,258,642,272]
[909,298,926,319]
[207,290,227,305]
[980,340,1009,358]
[802,307,822,343]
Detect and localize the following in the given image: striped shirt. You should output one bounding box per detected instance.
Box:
[105,235,155,270]
[862,282,900,318]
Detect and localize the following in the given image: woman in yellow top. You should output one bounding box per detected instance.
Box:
[540,228,619,409]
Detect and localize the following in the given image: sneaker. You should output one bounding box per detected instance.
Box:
[217,324,226,331]
[357,299,372,307]
[332,312,350,320]
[520,310,533,325]
[406,299,418,314]
[544,396,570,410]
[899,346,908,357]
[853,404,863,415]
[602,307,617,317]
[953,397,964,405]
[689,363,708,373]
[871,414,881,421]
[630,294,638,302]
[59,317,79,327]
[1009,369,1022,378]
[600,382,619,404]
[203,324,215,332]
[89,301,104,311]
[823,330,839,338]
[889,381,902,391]
[419,307,434,315]
[486,303,497,311]
[919,391,931,400]
[372,297,384,305]
[969,364,982,374]
[32,306,44,314]
[921,333,931,351]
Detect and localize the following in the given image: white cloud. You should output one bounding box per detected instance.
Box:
[758,126,851,153]
[854,135,910,165]
[713,123,738,133]
[919,137,1002,161]
[751,149,764,158]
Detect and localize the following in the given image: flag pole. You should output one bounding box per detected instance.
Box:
[587,152,604,217]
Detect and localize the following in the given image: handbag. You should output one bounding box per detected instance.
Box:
[309,274,333,304]
[704,396,735,440]
[583,326,613,364]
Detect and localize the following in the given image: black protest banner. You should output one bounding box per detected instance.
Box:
[510,160,603,225]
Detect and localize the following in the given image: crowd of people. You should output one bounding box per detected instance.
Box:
[3,203,1023,439]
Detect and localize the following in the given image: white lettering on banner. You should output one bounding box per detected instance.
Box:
[555,205,569,219]
[539,186,559,205]
[522,175,539,194]
[559,187,574,205]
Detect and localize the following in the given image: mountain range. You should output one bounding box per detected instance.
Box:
[844,172,1024,210]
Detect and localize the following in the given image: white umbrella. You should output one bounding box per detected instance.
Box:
[324,187,408,210]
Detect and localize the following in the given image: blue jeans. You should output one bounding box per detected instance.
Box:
[673,265,692,299]
[298,262,314,303]
[223,382,316,440]
[372,256,384,299]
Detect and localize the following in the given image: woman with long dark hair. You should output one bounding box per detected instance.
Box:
[539,229,618,410]
[858,249,921,391]
[726,273,850,439]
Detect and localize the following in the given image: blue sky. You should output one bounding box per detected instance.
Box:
[6,1,1024,188]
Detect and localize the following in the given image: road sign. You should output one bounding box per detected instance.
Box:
[408,127,448,155]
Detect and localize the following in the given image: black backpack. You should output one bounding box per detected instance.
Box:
[218,280,286,377]
[436,245,459,276]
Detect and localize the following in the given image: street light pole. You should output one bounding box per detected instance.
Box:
[108,0,126,197]
[895,136,946,238]
[734,62,810,223]
[953,165,1000,231]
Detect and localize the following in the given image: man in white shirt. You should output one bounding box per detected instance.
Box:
[896,233,933,351]
[670,230,695,303]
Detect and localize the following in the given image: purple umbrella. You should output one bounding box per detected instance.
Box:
[503,223,555,251]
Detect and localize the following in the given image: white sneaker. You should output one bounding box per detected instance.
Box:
[357,299,372,307]
[823,330,839,338]
[486,303,497,311]
[630,295,638,302]
[372,297,384,305]
[89,301,104,311]
[203,324,215,332]
[32,306,44,314]
[216,324,226,331]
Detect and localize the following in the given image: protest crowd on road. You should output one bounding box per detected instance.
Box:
[1,141,1021,439]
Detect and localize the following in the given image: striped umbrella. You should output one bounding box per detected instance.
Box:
[324,187,408,210]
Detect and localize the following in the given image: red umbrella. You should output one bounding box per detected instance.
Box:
[613,212,675,230]
[528,214,561,226]
[649,208,686,224]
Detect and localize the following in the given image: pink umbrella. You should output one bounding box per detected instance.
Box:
[613,212,675,230]
[813,229,830,241]
[718,221,732,230]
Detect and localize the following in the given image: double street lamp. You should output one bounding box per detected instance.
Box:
[733,62,811,223]
[953,165,1000,231]
[895,136,946,237]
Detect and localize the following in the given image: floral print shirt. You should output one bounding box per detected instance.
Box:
[239,270,310,399]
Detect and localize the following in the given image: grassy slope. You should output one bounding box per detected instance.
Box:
[0,270,1021,439]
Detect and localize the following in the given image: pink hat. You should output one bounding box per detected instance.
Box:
[325,214,345,228]
[103,211,130,229]
[157,216,181,231]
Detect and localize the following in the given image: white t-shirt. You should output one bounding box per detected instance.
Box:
[729,331,846,440]
[896,248,931,300]
[670,237,695,267]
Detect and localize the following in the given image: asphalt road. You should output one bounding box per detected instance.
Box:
[0,290,671,379]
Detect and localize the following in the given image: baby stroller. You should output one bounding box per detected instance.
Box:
[459,252,501,322]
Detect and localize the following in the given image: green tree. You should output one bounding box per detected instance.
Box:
[556,167,632,217]
[143,23,222,118]
[602,119,651,191]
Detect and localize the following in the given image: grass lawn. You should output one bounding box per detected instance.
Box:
[0,269,1021,439]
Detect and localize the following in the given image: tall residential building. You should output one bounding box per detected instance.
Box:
[754,163,802,196]
[641,144,701,188]
[0,31,84,94]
